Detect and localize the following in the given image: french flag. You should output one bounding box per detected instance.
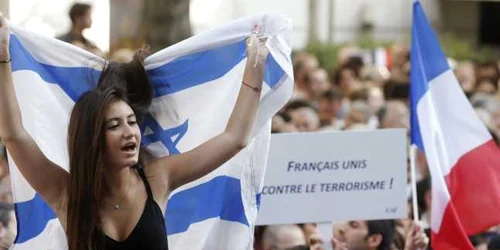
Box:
[410,1,500,249]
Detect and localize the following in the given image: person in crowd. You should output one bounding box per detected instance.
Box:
[298,223,324,248]
[290,106,320,132]
[331,220,397,250]
[454,61,476,98]
[303,68,330,102]
[475,61,500,82]
[416,176,432,246]
[343,101,371,130]
[282,100,320,132]
[377,101,409,130]
[331,220,428,250]
[57,3,103,56]
[317,89,343,130]
[475,77,498,96]
[292,54,318,100]
[332,64,361,98]
[262,224,307,250]
[388,44,410,83]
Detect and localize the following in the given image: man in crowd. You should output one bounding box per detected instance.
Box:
[292,54,319,101]
[331,220,428,250]
[262,224,307,250]
[377,101,409,130]
[332,220,396,250]
[57,3,103,56]
[317,89,343,129]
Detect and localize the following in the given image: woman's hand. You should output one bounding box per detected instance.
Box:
[0,12,10,61]
[245,25,269,77]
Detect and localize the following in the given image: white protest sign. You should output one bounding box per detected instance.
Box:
[256,129,407,225]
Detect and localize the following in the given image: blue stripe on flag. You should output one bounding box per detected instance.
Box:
[256,193,262,210]
[147,40,247,97]
[12,35,286,101]
[9,35,99,101]
[147,39,286,97]
[264,54,286,88]
[166,176,247,235]
[14,175,247,241]
[14,193,56,244]
[410,0,450,150]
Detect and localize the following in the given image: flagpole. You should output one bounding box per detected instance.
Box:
[410,144,419,223]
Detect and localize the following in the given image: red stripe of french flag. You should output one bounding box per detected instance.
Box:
[433,140,500,250]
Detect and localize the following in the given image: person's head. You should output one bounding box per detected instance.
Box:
[416,176,432,217]
[66,51,152,250]
[318,89,342,127]
[454,61,476,96]
[290,106,320,132]
[293,55,318,87]
[262,224,307,250]
[272,114,298,133]
[390,44,410,67]
[69,3,92,29]
[383,80,409,102]
[303,68,330,101]
[333,65,359,95]
[476,61,500,80]
[344,101,371,129]
[334,220,396,250]
[475,77,498,95]
[297,223,321,246]
[283,100,320,132]
[344,56,364,78]
[0,202,15,249]
[377,100,409,129]
[337,44,362,65]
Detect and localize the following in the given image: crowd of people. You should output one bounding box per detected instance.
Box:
[252,42,500,250]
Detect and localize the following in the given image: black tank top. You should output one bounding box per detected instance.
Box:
[103,165,169,250]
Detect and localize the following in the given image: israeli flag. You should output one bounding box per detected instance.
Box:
[7,14,293,250]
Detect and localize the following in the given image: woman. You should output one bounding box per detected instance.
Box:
[0,13,268,250]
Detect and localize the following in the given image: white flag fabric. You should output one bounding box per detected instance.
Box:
[7,14,293,250]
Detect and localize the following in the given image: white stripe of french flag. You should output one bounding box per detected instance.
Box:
[410,1,500,249]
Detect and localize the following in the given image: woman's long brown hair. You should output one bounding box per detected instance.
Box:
[66,51,152,250]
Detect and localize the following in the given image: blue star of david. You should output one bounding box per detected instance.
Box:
[140,114,189,155]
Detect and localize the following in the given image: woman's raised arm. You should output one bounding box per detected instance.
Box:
[145,26,269,195]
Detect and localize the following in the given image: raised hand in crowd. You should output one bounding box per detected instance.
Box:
[404,222,429,250]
